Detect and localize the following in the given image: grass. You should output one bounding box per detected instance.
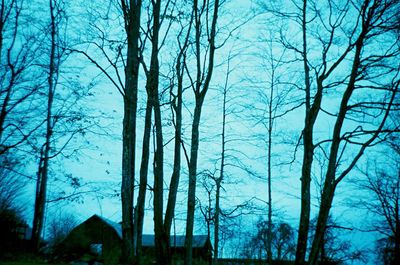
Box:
[0,260,69,265]
[0,253,68,265]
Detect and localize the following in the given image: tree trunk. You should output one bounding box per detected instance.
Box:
[185,1,219,263]
[309,185,335,265]
[0,82,12,144]
[145,1,167,264]
[0,2,11,144]
[266,54,274,265]
[121,61,139,264]
[121,97,136,265]
[31,0,56,251]
[309,24,365,265]
[214,63,229,264]
[164,39,186,264]
[153,93,167,265]
[120,1,142,264]
[214,183,221,265]
[295,1,313,264]
[185,100,204,265]
[295,128,313,265]
[135,100,152,264]
[320,226,326,263]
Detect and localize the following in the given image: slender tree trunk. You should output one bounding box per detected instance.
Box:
[0,1,9,140]
[277,244,281,261]
[121,96,136,265]
[0,82,12,144]
[164,39,186,263]
[295,124,313,265]
[214,183,221,265]
[290,1,399,264]
[214,60,229,265]
[185,1,219,264]
[120,1,142,264]
[266,56,275,265]
[308,27,365,265]
[32,0,56,251]
[135,100,152,264]
[207,190,212,265]
[266,112,273,265]
[153,92,167,265]
[184,5,204,261]
[145,1,167,264]
[295,1,313,264]
[185,100,204,265]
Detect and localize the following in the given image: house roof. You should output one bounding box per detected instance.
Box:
[90,214,209,248]
[142,234,209,248]
[94,214,122,238]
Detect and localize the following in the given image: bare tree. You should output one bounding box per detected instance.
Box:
[212,49,252,265]
[72,2,194,264]
[213,57,230,265]
[119,2,142,263]
[139,0,166,263]
[47,211,77,251]
[0,0,43,155]
[359,136,400,265]
[264,1,400,264]
[31,0,100,252]
[309,215,364,264]
[163,8,193,265]
[198,171,215,255]
[184,1,220,263]
[135,2,192,264]
[198,168,252,264]
[242,218,296,261]
[250,31,300,265]
[31,0,60,250]
[71,1,143,263]
[307,2,399,263]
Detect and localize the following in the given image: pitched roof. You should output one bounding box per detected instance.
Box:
[94,214,122,238]
[90,214,209,248]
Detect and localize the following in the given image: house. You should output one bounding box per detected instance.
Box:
[59,214,212,265]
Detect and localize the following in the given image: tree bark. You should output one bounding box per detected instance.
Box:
[135,100,152,264]
[266,48,275,265]
[164,27,188,263]
[144,1,167,264]
[121,96,136,265]
[0,1,11,142]
[295,1,315,264]
[214,183,221,265]
[185,100,203,265]
[308,21,366,265]
[213,57,231,265]
[120,1,142,264]
[32,0,56,251]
